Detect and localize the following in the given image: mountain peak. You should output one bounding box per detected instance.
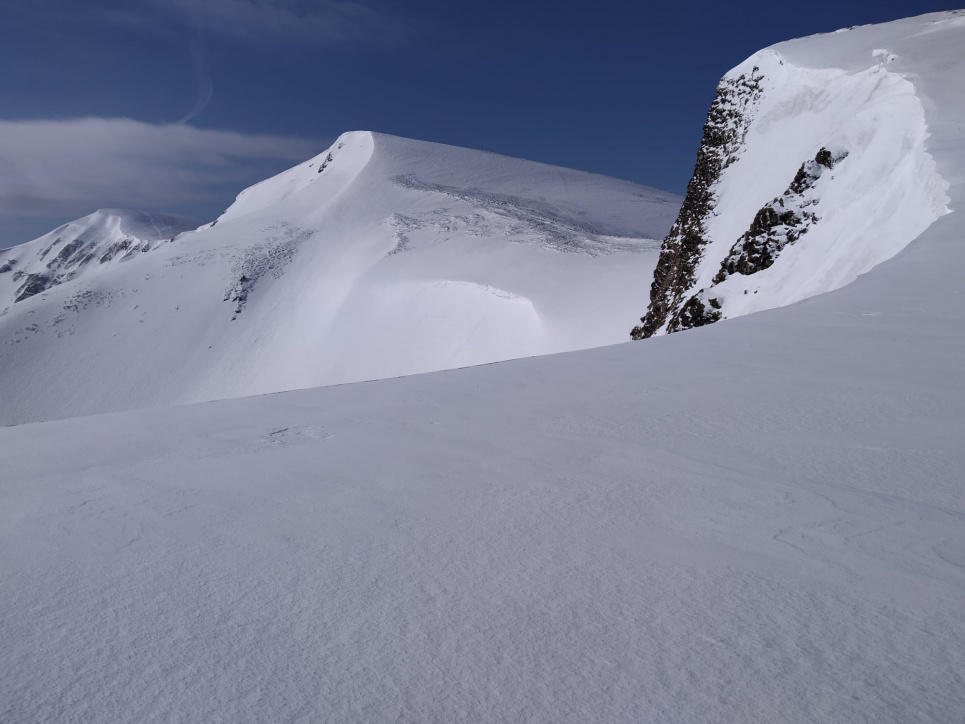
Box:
[0,135,680,425]
[0,209,202,308]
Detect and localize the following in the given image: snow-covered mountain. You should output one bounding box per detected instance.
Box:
[631,12,952,338]
[0,209,201,307]
[2,12,965,724]
[0,133,680,425]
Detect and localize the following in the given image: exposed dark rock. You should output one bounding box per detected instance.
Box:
[48,238,85,269]
[633,128,849,337]
[713,147,847,284]
[99,239,133,264]
[713,206,809,282]
[316,142,344,174]
[671,293,722,331]
[0,259,16,274]
[317,152,334,173]
[225,275,254,319]
[222,226,311,319]
[631,67,764,340]
[15,274,53,303]
[76,248,99,268]
[39,238,62,260]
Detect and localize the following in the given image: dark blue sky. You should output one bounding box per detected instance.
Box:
[0,0,953,243]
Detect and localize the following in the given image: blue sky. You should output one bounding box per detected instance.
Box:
[0,0,953,244]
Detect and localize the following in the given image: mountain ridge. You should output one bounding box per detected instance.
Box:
[0,131,680,426]
[0,209,202,306]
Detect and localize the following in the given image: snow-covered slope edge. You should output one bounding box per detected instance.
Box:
[0,132,680,426]
[631,11,954,338]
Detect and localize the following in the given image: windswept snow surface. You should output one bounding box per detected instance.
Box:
[0,133,679,426]
[2,11,965,724]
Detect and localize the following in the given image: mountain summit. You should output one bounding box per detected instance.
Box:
[0,132,680,425]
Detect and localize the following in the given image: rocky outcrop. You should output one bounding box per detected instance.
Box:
[656,146,848,333]
[713,148,847,283]
[315,140,344,174]
[630,57,859,340]
[222,224,314,319]
[13,236,95,303]
[2,210,200,309]
[674,293,722,330]
[630,67,764,340]
[15,273,55,303]
[99,238,143,264]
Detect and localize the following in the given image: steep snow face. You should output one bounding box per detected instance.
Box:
[632,13,952,338]
[0,132,680,425]
[0,209,201,307]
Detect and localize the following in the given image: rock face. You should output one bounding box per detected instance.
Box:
[631,36,948,340]
[713,148,848,283]
[630,68,764,340]
[656,145,851,330]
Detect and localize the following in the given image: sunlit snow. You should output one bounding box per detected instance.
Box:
[1,10,964,724]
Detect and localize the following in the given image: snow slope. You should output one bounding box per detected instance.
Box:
[632,9,952,337]
[2,11,964,724]
[0,209,201,307]
[0,133,679,426]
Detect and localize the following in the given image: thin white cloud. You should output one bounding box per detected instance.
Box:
[177,26,214,124]
[0,118,323,220]
[108,0,401,43]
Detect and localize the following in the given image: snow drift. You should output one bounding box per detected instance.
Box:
[0,133,679,425]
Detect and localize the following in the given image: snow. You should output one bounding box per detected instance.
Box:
[663,18,951,330]
[0,133,679,426]
[0,209,201,307]
[2,10,965,723]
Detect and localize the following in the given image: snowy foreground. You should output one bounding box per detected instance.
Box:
[3,11,965,723]
[3,226,965,722]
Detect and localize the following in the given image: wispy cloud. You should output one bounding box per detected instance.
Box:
[0,118,323,234]
[3,0,403,44]
[178,23,214,123]
[105,0,402,44]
